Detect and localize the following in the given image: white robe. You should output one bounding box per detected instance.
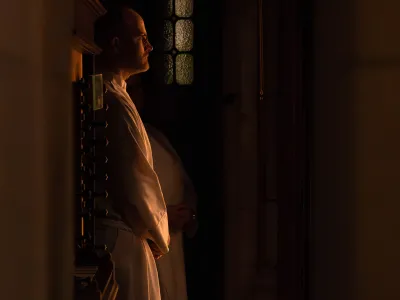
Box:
[104,73,169,300]
[146,126,198,300]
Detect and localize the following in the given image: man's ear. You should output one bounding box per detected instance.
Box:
[111,37,120,54]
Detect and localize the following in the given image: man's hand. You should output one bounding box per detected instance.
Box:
[167,204,192,231]
[148,240,163,260]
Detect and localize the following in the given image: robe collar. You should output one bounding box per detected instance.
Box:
[103,72,127,92]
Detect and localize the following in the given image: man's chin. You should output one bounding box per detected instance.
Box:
[134,63,150,75]
[142,62,150,71]
[128,62,150,76]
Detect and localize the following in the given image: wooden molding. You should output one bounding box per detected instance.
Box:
[71,49,83,81]
[72,34,102,54]
[73,0,106,54]
[82,0,107,18]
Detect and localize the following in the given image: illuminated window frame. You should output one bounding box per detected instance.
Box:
[164,0,194,85]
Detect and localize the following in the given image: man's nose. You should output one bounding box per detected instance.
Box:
[146,41,153,52]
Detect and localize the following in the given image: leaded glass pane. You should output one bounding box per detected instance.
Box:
[175,20,193,51]
[175,0,193,17]
[164,21,173,51]
[164,55,173,84]
[165,0,173,17]
[176,54,193,85]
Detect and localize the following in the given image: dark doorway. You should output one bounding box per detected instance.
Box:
[100,0,225,299]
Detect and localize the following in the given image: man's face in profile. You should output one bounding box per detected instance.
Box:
[118,9,153,75]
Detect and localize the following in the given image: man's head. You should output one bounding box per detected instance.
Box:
[95,7,153,77]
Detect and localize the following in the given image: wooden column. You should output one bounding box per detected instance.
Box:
[0,0,74,299]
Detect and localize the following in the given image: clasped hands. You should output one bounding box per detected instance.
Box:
[149,203,194,260]
[167,203,194,232]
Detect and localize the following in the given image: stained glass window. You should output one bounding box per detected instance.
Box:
[164,21,173,51]
[163,0,194,85]
[175,0,193,17]
[165,0,173,17]
[164,55,174,85]
[176,54,194,85]
[175,20,193,51]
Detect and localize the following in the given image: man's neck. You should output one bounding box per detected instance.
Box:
[95,58,135,81]
[118,69,134,81]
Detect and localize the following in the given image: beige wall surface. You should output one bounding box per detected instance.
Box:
[312,1,400,299]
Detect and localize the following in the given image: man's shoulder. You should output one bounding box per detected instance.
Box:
[103,85,129,112]
[103,90,129,124]
[104,90,119,105]
[103,83,120,103]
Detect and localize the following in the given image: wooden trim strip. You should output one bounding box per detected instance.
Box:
[258,0,264,101]
[82,0,107,17]
[72,34,102,54]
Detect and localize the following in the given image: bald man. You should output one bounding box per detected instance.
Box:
[94,7,169,300]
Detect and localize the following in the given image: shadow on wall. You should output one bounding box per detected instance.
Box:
[312,1,357,300]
